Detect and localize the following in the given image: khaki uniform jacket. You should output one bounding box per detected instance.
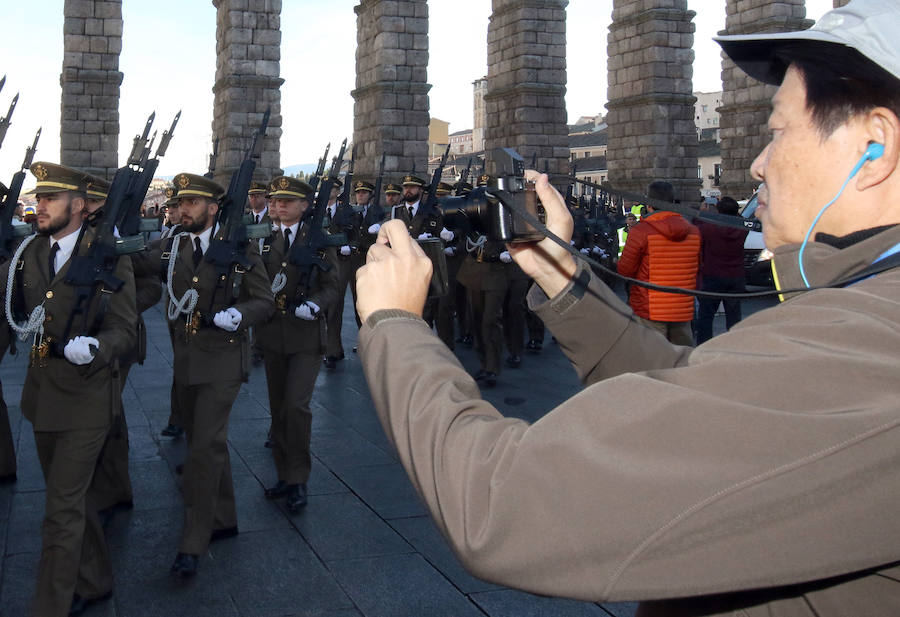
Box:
[358,225,900,615]
[9,228,137,431]
[456,239,509,292]
[257,225,340,355]
[150,231,274,385]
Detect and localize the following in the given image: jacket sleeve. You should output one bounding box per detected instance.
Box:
[616,224,645,278]
[93,255,137,367]
[234,249,275,329]
[131,254,162,313]
[359,269,900,602]
[308,251,340,313]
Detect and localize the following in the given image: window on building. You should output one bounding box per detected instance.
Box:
[583,151,591,158]
[697,165,703,179]
[702,104,708,112]
[714,164,722,186]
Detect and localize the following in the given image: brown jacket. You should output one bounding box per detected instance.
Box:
[257,225,340,355]
[359,224,900,615]
[9,228,137,431]
[149,231,274,385]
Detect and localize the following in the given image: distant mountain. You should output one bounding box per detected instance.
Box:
[283,163,317,176]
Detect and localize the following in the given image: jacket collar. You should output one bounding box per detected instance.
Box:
[771,224,900,300]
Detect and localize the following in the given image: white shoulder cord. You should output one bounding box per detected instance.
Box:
[271,271,287,295]
[466,234,487,254]
[166,232,199,321]
[5,234,46,341]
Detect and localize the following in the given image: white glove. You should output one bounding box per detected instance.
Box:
[340,245,352,256]
[213,307,242,331]
[417,232,432,240]
[367,223,381,235]
[569,239,576,246]
[443,246,456,256]
[64,336,99,365]
[294,301,320,320]
[439,227,454,242]
[592,246,607,257]
[580,247,590,255]
[499,251,512,263]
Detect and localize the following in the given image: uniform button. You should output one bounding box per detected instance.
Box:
[228,338,235,343]
[192,276,199,283]
[281,262,287,267]
[45,291,53,299]
[220,275,226,281]
[281,310,286,315]
[44,314,52,323]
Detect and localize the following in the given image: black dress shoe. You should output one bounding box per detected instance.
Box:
[161,423,184,437]
[170,552,199,578]
[264,437,272,448]
[506,355,522,368]
[473,369,487,381]
[264,480,289,499]
[69,591,112,615]
[460,334,473,346]
[175,463,184,475]
[0,472,16,485]
[210,526,238,543]
[352,345,358,353]
[484,372,498,388]
[285,483,307,513]
[323,356,336,369]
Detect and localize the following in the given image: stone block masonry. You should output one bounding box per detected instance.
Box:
[61,0,123,179]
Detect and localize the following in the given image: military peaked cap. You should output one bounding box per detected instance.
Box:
[29,162,92,195]
[353,179,375,193]
[173,173,225,200]
[268,176,313,199]
[435,182,454,196]
[248,181,268,195]
[384,182,402,195]
[401,174,426,187]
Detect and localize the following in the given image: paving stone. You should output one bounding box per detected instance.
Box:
[293,492,412,562]
[328,553,484,617]
[338,463,427,520]
[388,515,501,595]
[129,458,182,512]
[309,427,395,474]
[6,490,44,556]
[209,528,354,616]
[470,588,612,616]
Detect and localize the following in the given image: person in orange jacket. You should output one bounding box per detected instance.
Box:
[617,181,701,345]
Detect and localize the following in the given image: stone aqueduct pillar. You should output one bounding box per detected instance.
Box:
[211,0,284,188]
[606,0,700,203]
[718,1,812,199]
[60,0,123,179]
[483,0,569,178]
[352,0,431,179]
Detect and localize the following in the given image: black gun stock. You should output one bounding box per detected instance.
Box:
[309,142,330,194]
[420,143,450,217]
[458,157,472,187]
[371,152,385,210]
[205,108,271,278]
[0,127,41,260]
[204,138,219,180]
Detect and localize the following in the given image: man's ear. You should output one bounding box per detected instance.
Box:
[855,106,900,191]
[70,194,87,215]
[208,200,220,218]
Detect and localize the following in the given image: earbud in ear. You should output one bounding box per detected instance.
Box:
[849,142,885,179]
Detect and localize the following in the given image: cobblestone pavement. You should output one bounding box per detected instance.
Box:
[1,286,770,616]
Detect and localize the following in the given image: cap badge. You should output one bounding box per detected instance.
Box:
[33,164,48,181]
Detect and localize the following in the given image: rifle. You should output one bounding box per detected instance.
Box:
[204,137,219,180]
[370,152,386,210]
[204,108,271,290]
[419,143,450,217]
[0,127,40,260]
[115,111,181,239]
[62,110,179,343]
[285,139,346,303]
[308,142,330,194]
[338,143,356,206]
[458,157,472,187]
[0,84,18,152]
[564,162,576,208]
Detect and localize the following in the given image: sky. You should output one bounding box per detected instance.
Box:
[0,0,834,186]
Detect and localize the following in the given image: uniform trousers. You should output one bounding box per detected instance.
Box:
[32,426,112,617]
[468,288,505,375]
[325,254,363,358]
[263,350,320,484]
[0,377,15,477]
[503,277,529,358]
[525,307,545,344]
[90,362,134,512]
[175,379,241,555]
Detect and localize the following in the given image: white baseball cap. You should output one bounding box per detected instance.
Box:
[715,0,900,85]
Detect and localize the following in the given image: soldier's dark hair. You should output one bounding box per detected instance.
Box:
[717,196,740,216]
[775,42,900,138]
[647,181,675,204]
